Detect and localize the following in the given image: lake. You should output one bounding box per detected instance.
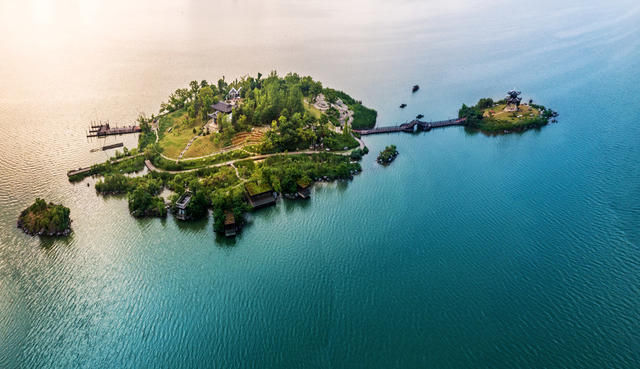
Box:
[0,0,639,368]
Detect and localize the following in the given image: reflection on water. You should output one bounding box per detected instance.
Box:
[1,0,639,368]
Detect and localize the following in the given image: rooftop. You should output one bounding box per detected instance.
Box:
[211,101,233,114]
[245,182,273,197]
[297,177,312,189]
[224,211,235,225]
[176,192,192,209]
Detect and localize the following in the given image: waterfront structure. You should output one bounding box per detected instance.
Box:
[296,179,312,199]
[86,123,141,137]
[175,191,192,220]
[245,183,277,209]
[224,211,237,237]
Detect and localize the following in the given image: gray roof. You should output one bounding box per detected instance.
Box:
[176,192,192,209]
[211,102,232,114]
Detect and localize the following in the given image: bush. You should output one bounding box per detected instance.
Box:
[351,104,377,130]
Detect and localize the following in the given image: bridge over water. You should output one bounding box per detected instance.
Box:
[353,118,466,135]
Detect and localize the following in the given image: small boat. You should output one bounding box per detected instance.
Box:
[412,85,420,93]
[400,103,407,108]
[416,114,424,119]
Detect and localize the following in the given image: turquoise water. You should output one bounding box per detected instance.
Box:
[1,1,639,368]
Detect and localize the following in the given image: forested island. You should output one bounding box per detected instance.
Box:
[377,145,398,165]
[71,72,374,236]
[18,198,71,236]
[459,90,558,133]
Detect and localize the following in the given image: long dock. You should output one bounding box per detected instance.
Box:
[353,118,466,135]
[87,123,141,137]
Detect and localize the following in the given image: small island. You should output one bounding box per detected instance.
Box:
[459,90,557,133]
[18,198,71,236]
[377,145,398,165]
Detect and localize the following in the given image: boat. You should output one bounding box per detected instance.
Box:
[416,114,424,119]
[400,103,407,108]
[412,85,420,93]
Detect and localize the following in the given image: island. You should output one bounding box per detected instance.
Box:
[68,75,557,238]
[70,72,375,236]
[18,198,71,236]
[459,90,558,133]
[377,145,398,165]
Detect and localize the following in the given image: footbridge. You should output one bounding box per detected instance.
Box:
[353,118,466,135]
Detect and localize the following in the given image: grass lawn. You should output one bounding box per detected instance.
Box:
[479,104,546,131]
[157,109,206,159]
[303,100,324,120]
[483,104,540,122]
[182,134,223,158]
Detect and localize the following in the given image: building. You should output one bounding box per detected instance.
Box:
[228,87,242,100]
[175,191,192,220]
[210,101,233,115]
[296,178,312,199]
[208,101,234,130]
[504,89,522,112]
[245,183,277,209]
[224,211,237,237]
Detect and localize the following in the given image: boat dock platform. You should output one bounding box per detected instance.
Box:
[87,122,141,137]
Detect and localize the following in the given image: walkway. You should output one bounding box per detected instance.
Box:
[353,118,466,135]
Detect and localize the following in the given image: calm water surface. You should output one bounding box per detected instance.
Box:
[1,1,639,368]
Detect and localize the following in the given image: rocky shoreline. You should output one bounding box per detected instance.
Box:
[17,198,72,237]
[17,218,72,237]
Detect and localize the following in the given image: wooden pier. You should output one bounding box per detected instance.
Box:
[87,122,141,137]
[353,118,466,135]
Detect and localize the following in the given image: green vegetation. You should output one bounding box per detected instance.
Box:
[350,103,378,130]
[149,149,250,171]
[245,181,273,196]
[128,187,166,218]
[323,87,377,129]
[459,97,556,133]
[258,154,360,194]
[377,145,398,165]
[68,154,145,182]
[95,173,166,218]
[157,109,207,158]
[78,72,373,233]
[323,129,359,151]
[151,72,373,160]
[350,146,369,161]
[137,114,157,150]
[18,198,71,236]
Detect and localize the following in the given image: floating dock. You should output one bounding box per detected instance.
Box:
[91,142,124,152]
[87,122,141,137]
